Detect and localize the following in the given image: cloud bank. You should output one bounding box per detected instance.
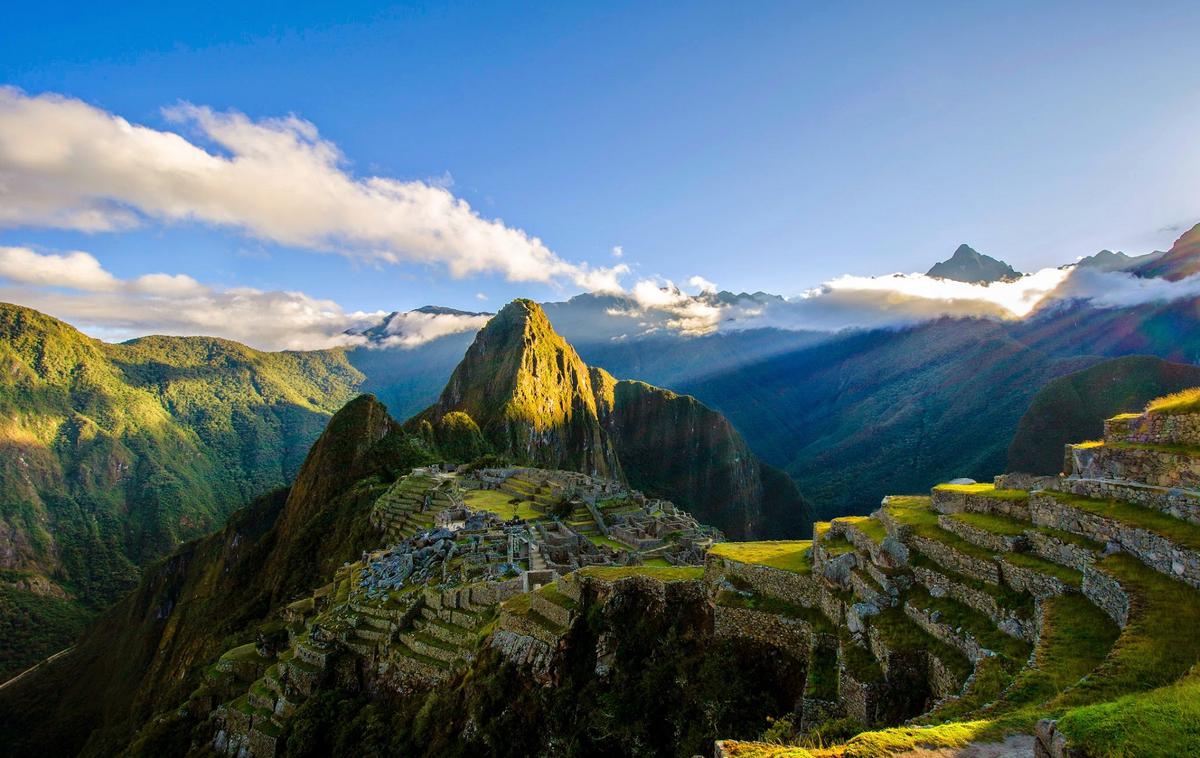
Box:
[606,264,1200,338]
[0,88,624,289]
[361,309,493,349]
[0,246,388,351]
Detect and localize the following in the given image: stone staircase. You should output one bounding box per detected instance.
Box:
[712,402,1200,757]
[566,501,599,536]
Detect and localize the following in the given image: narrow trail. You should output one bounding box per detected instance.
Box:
[0,646,74,692]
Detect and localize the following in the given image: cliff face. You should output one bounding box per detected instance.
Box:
[417,299,810,537]
[607,379,807,538]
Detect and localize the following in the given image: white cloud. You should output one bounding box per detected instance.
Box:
[0,247,121,292]
[0,88,624,290]
[688,275,718,294]
[371,310,492,349]
[612,245,623,258]
[0,246,382,350]
[475,292,488,301]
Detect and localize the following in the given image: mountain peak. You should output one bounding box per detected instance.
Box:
[1135,221,1200,281]
[927,244,1021,283]
[419,298,622,478]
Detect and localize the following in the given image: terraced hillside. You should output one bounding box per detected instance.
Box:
[717,397,1200,757]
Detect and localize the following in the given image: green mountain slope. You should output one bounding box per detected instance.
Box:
[1007,355,1200,474]
[0,303,365,677]
[0,394,427,756]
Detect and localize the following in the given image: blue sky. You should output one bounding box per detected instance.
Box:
[1,1,1200,345]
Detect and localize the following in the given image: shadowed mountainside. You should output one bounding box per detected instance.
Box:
[1007,355,1200,474]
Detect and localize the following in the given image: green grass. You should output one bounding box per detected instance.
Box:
[219,643,265,663]
[988,594,1119,716]
[1056,672,1200,757]
[947,511,1029,537]
[716,589,834,634]
[587,534,629,551]
[643,557,671,567]
[576,565,705,582]
[869,606,972,682]
[906,586,1031,663]
[1000,552,1083,588]
[463,489,543,521]
[708,540,814,573]
[1145,387,1200,416]
[1044,491,1200,551]
[834,516,886,544]
[804,646,840,702]
[537,584,577,611]
[820,535,856,557]
[933,483,1029,501]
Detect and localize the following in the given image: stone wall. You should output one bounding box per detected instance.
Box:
[1055,476,1200,527]
[713,605,813,660]
[912,565,1035,642]
[931,490,1030,520]
[1105,411,1200,447]
[1026,531,1095,573]
[904,603,987,663]
[938,514,1026,553]
[1082,565,1130,628]
[1069,444,1200,491]
[705,556,822,607]
[994,473,1057,492]
[1031,493,1200,590]
[911,535,1001,584]
[997,557,1071,599]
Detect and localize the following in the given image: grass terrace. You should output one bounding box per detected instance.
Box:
[1001,552,1083,588]
[708,540,814,574]
[907,586,1031,663]
[463,489,543,521]
[1145,387,1200,416]
[587,534,629,551]
[1044,491,1200,551]
[933,482,1029,501]
[716,589,834,634]
[870,606,972,682]
[906,552,1035,618]
[946,511,1028,537]
[1106,440,1200,457]
[576,565,704,582]
[835,515,887,544]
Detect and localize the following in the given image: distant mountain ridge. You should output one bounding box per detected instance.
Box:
[1135,222,1200,281]
[926,243,1021,283]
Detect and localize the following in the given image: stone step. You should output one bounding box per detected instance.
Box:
[1054,476,1200,526]
[354,626,388,642]
[399,631,461,664]
[1030,491,1200,590]
[907,554,1037,642]
[415,617,472,646]
[937,511,1030,553]
[904,588,1032,666]
[996,552,1082,598]
[530,587,576,628]
[930,483,1031,520]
